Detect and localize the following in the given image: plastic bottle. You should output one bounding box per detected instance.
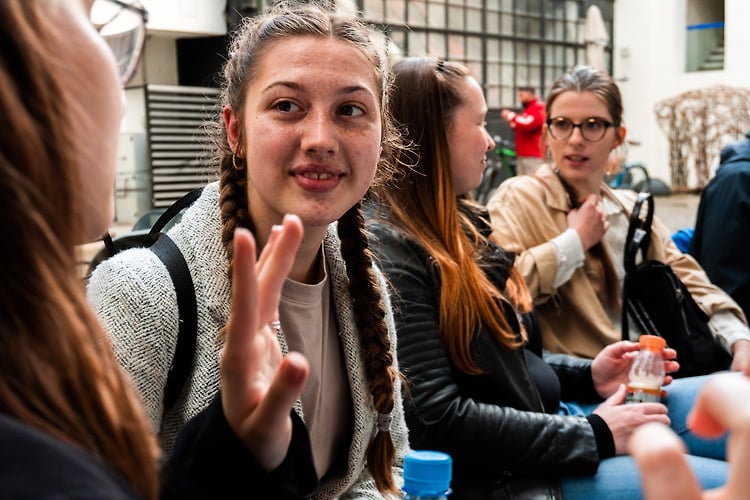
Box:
[625,334,666,404]
[402,450,453,499]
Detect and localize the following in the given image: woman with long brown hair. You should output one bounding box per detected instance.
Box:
[1,0,320,497]
[88,3,409,497]
[367,57,728,499]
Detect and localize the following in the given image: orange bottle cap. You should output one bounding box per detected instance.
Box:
[639,334,666,351]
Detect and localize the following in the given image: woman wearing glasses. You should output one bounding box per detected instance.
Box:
[487,66,750,375]
[0,0,318,497]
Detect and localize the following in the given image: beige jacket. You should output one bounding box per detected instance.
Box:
[487,163,746,359]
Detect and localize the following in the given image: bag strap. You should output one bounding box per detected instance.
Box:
[150,232,198,414]
[623,192,654,274]
[621,192,654,341]
[147,187,204,244]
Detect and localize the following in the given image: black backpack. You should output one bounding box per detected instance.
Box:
[87,187,203,414]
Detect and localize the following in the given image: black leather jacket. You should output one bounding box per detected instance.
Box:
[368,207,609,498]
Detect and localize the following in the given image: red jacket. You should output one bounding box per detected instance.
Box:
[508,98,546,158]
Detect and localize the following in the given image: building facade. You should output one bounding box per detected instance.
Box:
[116,0,748,223]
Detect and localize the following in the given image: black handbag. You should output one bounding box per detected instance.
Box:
[621,192,731,378]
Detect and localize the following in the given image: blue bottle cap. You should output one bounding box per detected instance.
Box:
[402,450,452,496]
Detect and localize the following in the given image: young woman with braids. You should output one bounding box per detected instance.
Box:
[2,0,321,497]
[87,4,409,497]
[486,66,750,374]
[366,57,728,499]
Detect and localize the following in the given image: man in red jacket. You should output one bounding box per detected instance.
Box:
[501,86,546,175]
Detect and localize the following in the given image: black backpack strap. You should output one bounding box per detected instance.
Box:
[147,187,204,244]
[621,192,654,341]
[150,232,197,414]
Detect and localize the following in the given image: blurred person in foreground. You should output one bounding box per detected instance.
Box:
[631,372,750,500]
[0,0,319,497]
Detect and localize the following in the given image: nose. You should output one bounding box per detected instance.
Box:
[568,125,585,144]
[486,129,496,151]
[301,111,338,156]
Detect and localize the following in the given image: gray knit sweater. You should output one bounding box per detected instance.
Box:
[87,182,408,498]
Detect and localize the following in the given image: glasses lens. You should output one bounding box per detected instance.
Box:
[549,118,572,140]
[91,0,146,84]
[581,118,607,141]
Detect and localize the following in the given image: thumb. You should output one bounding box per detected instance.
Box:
[604,384,627,406]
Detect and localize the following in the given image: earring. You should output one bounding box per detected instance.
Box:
[232,153,243,171]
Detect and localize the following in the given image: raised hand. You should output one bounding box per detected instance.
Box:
[567,194,608,250]
[220,215,309,471]
[630,373,750,499]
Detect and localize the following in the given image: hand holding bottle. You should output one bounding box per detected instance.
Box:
[590,339,679,399]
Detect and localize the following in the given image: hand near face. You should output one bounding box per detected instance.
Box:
[567,194,609,250]
[630,373,749,499]
[221,216,309,471]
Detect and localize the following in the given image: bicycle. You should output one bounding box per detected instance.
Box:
[605,140,652,192]
[474,136,517,205]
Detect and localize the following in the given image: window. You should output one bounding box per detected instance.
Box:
[685,0,724,72]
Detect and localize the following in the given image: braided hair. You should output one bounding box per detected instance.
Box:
[211,4,403,494]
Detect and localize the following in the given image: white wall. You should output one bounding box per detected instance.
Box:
[614,0,750,188]
[142,0,227,37]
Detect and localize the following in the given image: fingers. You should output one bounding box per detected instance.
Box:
[224,227,259,361]
[630,423,702,500]
[251,352,309,432]
[689,373,750,437]
[256,215,304,322]
[605,383,627,405]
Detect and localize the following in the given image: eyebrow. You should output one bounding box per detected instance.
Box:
[263,81,375,97]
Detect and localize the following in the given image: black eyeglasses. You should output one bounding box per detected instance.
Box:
[546,116,615,142]
[90,0,148,85]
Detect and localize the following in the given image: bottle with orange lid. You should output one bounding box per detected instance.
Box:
[625,335,666,404]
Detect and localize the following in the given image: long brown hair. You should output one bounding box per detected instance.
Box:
[374,57,532,374]
[0,1,159,498]
[211,4,401,495]
[545,66,624,311]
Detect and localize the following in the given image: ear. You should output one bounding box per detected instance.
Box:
[614,125,627,149]
[540,123,550,149]
[223,105,241,155]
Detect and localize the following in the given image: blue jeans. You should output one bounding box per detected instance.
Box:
[558,375,727,499]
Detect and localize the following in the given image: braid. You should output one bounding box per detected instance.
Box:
[216,154,252,343]
[338,201,398,495]
[218,155,252,278]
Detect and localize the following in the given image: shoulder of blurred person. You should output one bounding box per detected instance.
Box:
[690,131,750,319]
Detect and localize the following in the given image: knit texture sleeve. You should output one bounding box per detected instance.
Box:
[87,247,180,431]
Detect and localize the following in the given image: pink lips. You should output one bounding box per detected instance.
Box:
[290,165,343,192]
[564,154,588,167]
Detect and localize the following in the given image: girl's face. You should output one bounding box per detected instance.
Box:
[57,0,123,242]
[544,90,625,198]
[225,36,382,236]
[445,76,495,196]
